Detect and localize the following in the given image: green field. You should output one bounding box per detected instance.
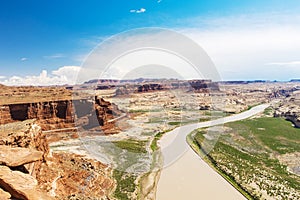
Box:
[190,117,300,199]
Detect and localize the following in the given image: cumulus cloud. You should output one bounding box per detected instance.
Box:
[130,8,146,14]
[20,57,28,61]
[0,66,81,86]
[52,66,81,83]
[0,76,6,79]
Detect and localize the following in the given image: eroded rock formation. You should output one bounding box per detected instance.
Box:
[0,91,124,136]
[0,100,74,130]
[112,80,220,96]
[0,120,115,199]
[0,146,43,167]
[73,97,124,133]
[274,93,300,128]
[0,165,52,200]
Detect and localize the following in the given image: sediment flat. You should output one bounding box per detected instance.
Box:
[156,104,269,200]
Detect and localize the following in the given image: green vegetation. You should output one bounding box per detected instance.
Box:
[128,109,149,113]
[112,130,168,199]
[113,170,137,200]
[128,109,161,113]
[228,117,300,154]
[198,117,211,122]
[189,116,300,199]
[167,118,211,126]
[263,107,273,115]
[168,121,181,126]
[107,139,148,199]
[150,130,172,151]
[146,117,166,123]
[112,139,147,153]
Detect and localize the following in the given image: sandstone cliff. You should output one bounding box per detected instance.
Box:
[0,85,124,134]
[0,100,74,130]
[0,120,115,200]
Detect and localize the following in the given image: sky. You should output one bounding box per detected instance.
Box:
[1,0,300,85]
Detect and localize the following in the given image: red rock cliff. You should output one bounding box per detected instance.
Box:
[0,120,115,200]
[0,100,74,131]
[0,97,124,133]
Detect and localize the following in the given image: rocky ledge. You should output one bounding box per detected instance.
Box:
[274,93,300,128]
[0,120,115,200]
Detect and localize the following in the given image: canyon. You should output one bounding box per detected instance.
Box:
[0,86,124,199]
[0,84,124,134]
[1,80,300,200]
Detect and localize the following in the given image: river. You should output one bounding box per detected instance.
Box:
[156,104,270,200]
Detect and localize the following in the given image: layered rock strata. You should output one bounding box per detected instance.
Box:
[0,97,124,134]
[0,120,115,200]
[0,100,74,130]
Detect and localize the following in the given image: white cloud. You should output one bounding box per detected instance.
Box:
[130,8,146,14]
[43,53,65,59]
[0,76,6,79]
[77,12,300,81]
[52,66,81,83]
[137,8,146,13]
[20,57,28,61]
[265,61,300,66]
[179,13,300,81]
[78,28,220,82]
[0,66,81,86]
[157,0,162,3]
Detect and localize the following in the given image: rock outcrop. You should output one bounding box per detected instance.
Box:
[0,146,43,167]
[1,97,123,138]
[274,94,300,128]
[112,80,220,96]
[0,187,11,199]
[0,120,52,199]
[74,97,124,133]
[37,153,114,200]
[0,165,52,200]
[0,85,124,134]
[0,120,115,199]
[0,100,74,130]
[0,120,49,158]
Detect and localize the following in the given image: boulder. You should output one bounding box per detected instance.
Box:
[0,145,43,167]
[0,120,49,156]
[0,165,52,200]
[0,188,11,199]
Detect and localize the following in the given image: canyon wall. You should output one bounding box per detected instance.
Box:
[0,97,124,132]
[0,100,74,131]
[114,80,220,96]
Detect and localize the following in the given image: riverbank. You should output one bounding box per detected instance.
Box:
[156,104,269,199]
[189,117,300,199]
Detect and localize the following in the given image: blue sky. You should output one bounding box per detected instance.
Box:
[1,0,300,85]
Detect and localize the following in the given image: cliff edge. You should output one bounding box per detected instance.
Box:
[0,120,115,200]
